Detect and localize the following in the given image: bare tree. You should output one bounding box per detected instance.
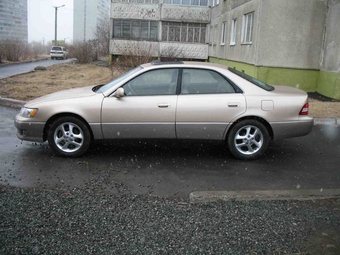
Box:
[2,39,28,62]
[94,19,110,58]
[68,40,97,64]
[0,40,4,63]
[112,40,156,68]
[30,41,45,59]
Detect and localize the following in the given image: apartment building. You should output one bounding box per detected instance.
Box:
[73,0,110,41]
[109,0,340,99]
[0,0,28,42]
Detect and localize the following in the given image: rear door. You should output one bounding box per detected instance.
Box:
[176,68,246,140]
[101,68,179,139]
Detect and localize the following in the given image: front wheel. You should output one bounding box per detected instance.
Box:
[47,116,91,157]
[227,119,269,160]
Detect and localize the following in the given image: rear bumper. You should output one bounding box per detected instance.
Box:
[50,53,65,58]
[270,117,314,140]
[14,116,45,142]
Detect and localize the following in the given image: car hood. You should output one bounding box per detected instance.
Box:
[25,86,98,106]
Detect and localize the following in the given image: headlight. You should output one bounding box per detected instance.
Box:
[20,107,38,118]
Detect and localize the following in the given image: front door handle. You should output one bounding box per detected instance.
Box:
[158,103,170,108]
[228,102,240,107]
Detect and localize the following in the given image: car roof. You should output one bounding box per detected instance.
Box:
[141,61,229,71]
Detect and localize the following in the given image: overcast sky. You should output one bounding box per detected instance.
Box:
[28,0,74,43]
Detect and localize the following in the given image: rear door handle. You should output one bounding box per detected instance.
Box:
[158,103,170,108]
[228,103,240,107]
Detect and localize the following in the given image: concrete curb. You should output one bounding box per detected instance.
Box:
[314,117,339,126]
[0,98,26,109]
[0,57,49,67]
[189,189,340,203]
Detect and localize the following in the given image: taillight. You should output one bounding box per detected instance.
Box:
[299,103,309,115]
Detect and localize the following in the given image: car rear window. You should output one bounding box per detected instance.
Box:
[228,68,275,91]
[52,47,62,51]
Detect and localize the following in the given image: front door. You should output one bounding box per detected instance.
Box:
[101,68,179,139]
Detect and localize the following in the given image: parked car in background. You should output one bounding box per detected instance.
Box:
[14,61,313,160]
[50,46,68,60]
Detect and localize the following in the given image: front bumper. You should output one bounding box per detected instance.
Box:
[14,116,45,142]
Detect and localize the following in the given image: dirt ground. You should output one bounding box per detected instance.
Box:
[0,63,339,118]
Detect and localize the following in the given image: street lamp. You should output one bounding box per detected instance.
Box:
[53,5,65,45]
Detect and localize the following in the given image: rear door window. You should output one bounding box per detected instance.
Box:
[181,68,236,94]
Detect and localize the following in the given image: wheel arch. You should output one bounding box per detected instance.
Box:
[43,113,94,141]
[226,116,274,140]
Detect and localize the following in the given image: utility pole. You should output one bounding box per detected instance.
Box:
[53,5,65,45]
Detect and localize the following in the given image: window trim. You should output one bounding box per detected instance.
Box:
[220,21,227,46]
[122,68,180,97]
[162,0,208,6]
[162,22,206,44]
[241,12,254,44]
[113,19,158,41]
[230,19,237,46]
[180,68,238,95]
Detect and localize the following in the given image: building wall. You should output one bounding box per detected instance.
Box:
[0,0,28,42]
[209,0,326,69]
[209,0,340,98]
[73,0,110,41]
[209,0,259,65]
[256,0,326,69]
[318,0,340,98]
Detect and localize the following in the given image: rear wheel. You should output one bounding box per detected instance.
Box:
[47,116,91,157]
[227,119,269,160]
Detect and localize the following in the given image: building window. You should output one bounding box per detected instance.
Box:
[211,0,215,7]
[230,19,237,45]
[220,21,226,45]
[113,20,158,41]
[162,22,206,44]
[112,0,160,3]
[241,12,254,44]
[216,0,219,5]
[163,0,208,6]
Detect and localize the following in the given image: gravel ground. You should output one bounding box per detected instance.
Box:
[1,185,340,255]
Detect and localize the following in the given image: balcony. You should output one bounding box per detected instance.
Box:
[110,40,209,60]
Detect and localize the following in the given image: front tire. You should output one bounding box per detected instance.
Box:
[227,119,269,160]
[47,116,91,157]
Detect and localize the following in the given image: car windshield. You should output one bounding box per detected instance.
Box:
[228,67,275,91]
[97,66,143,93]
[52,47,62,51]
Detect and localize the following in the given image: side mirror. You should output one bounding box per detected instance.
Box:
[114,87,125,98]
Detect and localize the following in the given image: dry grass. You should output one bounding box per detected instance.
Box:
[0,63,339,118]
[0,63,116,101]
[309,99,340,118]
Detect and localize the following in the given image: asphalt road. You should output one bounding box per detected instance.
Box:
[0,58,73,79]
[1,106,340,198]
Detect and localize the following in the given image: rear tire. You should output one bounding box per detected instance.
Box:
[227,119,269,160]
[47,116,91,157]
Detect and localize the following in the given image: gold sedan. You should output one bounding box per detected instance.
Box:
[15,61,313,160]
